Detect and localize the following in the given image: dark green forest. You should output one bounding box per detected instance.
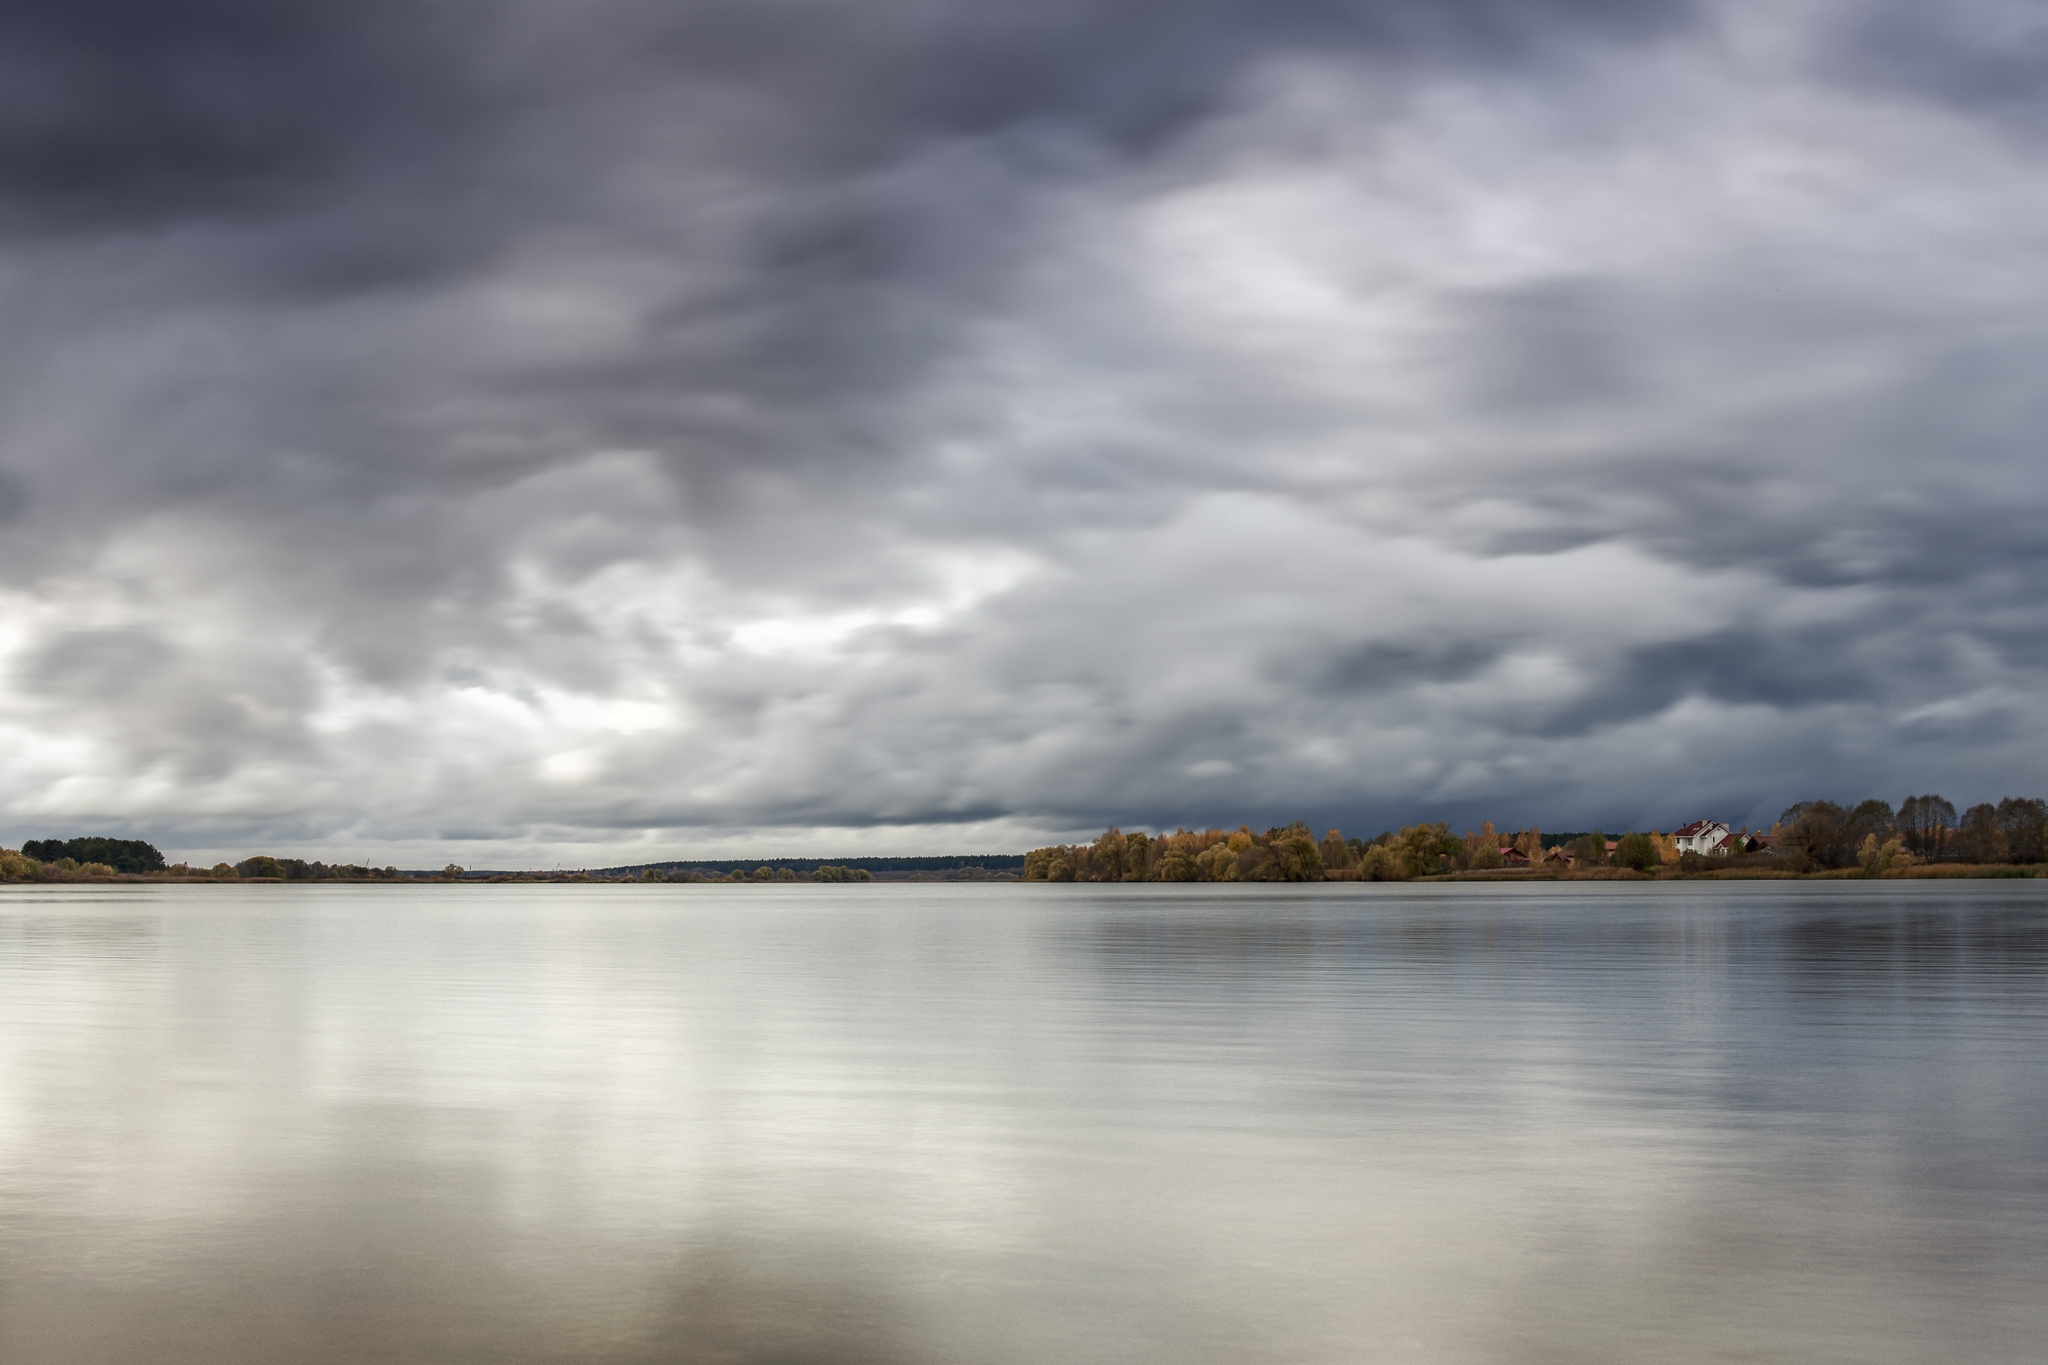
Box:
[20,837,165,874]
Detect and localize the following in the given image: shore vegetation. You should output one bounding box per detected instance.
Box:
[6,795,2043,885]
[1021,792,2048,882]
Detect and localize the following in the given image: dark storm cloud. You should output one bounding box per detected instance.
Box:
[1822,0,2048,122]
[2,0,2045,860]
[1,0,1704,551]
[0,1,497,233]
[52,0,1699,152]
[1313,641,1504,694]
[0,0,1710,489]
[0,0,1700,230]
[1537,627,1885,736]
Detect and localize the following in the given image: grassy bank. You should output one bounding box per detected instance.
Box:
[1412,863,2040,883]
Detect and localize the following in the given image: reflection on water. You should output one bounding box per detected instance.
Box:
[1,881,2044,1363]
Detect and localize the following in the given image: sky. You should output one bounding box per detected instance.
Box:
[3,0,2046,866]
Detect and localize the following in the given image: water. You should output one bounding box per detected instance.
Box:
[0,881,2044,1364]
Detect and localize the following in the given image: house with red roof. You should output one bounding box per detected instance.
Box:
[1673,820,1734,856]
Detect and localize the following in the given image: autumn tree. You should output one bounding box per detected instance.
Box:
[1897,795,1956,859]
[1257,824,1324,881]
[1356,845,1401,880]
[1776,801,1850,870]
[1123,831,1152,881]
[1611,832,1661,872]
[813,864,874,882]
[1393,822,1457,878]
[1092,827,1129,877]
[1319,830,1356,872]
[1953,804,2007,864]
[1842,799,1895,853]
[1996,797,2048,864]
[1197,841,1242,881]
[1857,833,1915,876]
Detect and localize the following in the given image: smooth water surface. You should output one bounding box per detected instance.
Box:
[1,881,2044,1363]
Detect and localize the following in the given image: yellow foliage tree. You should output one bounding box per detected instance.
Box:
[1393,822,1456,878]
[1259,825,1324,881]
[1357,845,1402,880]
[1320,829,1356,871]
[1197,842,1242,881]
[1856,833,1916,876]
[1123,831,1152,881]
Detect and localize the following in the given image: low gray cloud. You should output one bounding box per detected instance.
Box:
[1,0,2043,862]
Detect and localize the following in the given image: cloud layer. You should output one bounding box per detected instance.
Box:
[3,0,2045,862]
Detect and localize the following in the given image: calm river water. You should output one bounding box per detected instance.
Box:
[1,881,2044,1363]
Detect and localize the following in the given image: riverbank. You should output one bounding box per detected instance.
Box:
[9,864,2043,886]
[1411,862,2042,882]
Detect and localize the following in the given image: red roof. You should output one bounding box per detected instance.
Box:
[1672,819,1723,838]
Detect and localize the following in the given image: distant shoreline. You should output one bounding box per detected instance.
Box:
[1404,864,2043,882]
[6,863,2040,886]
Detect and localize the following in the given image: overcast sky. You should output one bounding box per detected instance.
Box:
[2,0,2045,864]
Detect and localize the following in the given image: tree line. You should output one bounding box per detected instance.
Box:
[0,843,889,883]
[1028,823,1360,882]
[636,864,877,882]
[615,855,1023,876]
[1023,821,1666,882]
[19,837,166,874]
[8,795,2041,887]
[1024,794,2048,882]
[1769,795,2046,872]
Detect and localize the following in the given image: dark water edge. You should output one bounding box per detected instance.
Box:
[0,880,2043,1364]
